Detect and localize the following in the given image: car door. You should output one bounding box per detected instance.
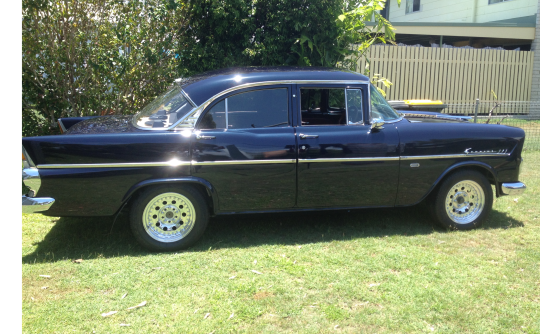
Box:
[191,85,297,212]
[295,84,400,208]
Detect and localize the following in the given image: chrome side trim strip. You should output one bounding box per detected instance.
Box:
[192,159,296,166]
[34,153,511,169]
[37,160,191,169]
[299,157,399,163]
[37,159,296,169]
[401,153,510,160]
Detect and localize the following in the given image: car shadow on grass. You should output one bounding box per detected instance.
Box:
[22,206,523,264]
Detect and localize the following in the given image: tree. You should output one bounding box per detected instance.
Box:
[22,0,188,136]
[22,0,398,136]
[179,0,398,74]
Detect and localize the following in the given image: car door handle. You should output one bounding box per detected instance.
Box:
[196,134,216,140]
[299,134,319,139]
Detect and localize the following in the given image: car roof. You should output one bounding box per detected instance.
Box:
[180,66,370,106]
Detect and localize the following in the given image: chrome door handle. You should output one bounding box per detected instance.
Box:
[299,134,319,139]
[196,134,216,140]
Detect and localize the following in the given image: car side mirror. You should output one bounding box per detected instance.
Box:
[370,118,385,131]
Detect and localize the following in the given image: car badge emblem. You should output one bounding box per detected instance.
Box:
[464,148,508,155]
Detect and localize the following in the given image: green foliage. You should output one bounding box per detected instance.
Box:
[371,73,393,98]
[22,0,188,136]
[178,0,345,73]
[22,0,397,137]
[293,0,396,69]
[180,0,397,73]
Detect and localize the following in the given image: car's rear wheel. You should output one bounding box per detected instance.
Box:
[130,185,209,251]
[432,170,492,230]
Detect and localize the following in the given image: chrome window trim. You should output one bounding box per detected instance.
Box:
[225,98,229,129]
[401,153,511,160]
[345,88,365,126]
[180,89,198,108]
[173,80,370,130]
[367,83,371,123]
[344,89,349,123]
[382,116,405,124]
[58,119,67,133]
[299,157,399,163]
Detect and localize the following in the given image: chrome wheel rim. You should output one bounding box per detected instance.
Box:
[445,180,485,224]
[142,192,196,243]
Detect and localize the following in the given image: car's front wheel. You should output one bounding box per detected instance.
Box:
[130,185,209,251]
[432,170,493,230]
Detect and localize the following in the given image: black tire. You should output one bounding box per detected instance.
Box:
[431,170,493,230]
[129,184,209,251]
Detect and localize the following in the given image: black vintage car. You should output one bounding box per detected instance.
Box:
[22,67,527,251]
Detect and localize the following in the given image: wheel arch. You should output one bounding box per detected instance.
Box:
[419,161,499,204]
[121,177,218,215]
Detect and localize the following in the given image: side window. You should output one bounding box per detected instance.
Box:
[301,88,346,126]
[346,89,363,124]
[199,88,288,129]
[370,85,400,121]
[300,88,364,126]
[199,100,225,129]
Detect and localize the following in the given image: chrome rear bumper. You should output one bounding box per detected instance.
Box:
[22,167,54,213]
[22,195,55,213]
[501,182,526,196]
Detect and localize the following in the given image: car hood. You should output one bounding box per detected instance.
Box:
[398,110,472,123]
[65,115,144,134]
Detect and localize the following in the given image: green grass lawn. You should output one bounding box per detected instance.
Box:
[22,152,540,333]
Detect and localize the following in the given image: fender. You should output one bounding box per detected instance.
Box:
[122,177,219,214]
[402,160,499,207]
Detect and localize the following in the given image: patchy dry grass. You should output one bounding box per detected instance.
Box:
[22,152,540,333]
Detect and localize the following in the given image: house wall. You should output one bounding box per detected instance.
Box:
[388,0,537,24]
[530,0,540,101]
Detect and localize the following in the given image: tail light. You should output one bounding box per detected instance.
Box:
[22,146,35,169]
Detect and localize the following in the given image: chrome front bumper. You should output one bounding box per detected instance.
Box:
[501,182,526,196]
[22,167,54,214]
[22,195,55,213]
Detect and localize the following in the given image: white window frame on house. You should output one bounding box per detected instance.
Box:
[405,0,421,14]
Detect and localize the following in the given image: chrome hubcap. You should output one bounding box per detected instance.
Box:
[445,180,485,224]
[142,192,196,242]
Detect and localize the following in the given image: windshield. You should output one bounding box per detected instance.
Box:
[134,86,194,129]
[370,85,400,121]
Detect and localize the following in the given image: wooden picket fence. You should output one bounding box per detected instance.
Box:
[356,45,535,114]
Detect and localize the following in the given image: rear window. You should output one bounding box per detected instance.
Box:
[134,86,194,129]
